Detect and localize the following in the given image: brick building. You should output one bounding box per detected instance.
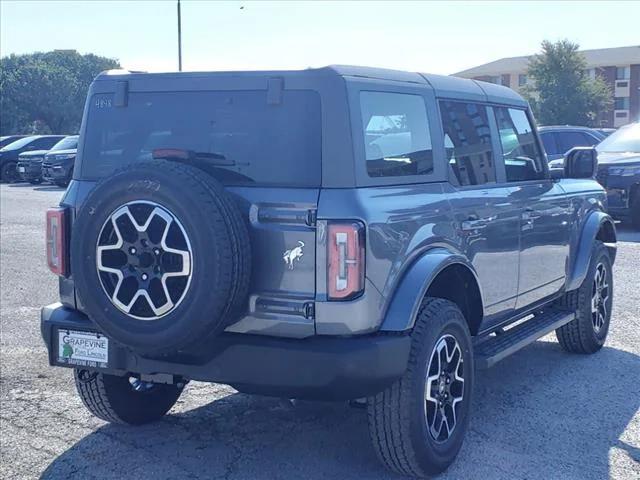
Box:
[455,46,640,128]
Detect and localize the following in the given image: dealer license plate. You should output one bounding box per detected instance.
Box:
[18,167,25,173]
[58,330,109,368]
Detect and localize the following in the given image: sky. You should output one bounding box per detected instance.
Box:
[1,1,639,75]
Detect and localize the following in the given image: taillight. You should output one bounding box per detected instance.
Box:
[46,207,68,276]
[327,221,365,300]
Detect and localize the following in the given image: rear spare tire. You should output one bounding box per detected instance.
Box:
[71,160,251,356]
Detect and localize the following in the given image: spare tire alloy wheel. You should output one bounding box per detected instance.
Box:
[97,201,192,320]
[425,334,465,443]
[72,161,250,356]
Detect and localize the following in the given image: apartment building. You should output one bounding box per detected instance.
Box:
[455,46,640,128]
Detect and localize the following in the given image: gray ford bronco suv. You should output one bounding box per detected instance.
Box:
[41,66,617,477]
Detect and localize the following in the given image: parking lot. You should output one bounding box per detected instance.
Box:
[0,183,638,480]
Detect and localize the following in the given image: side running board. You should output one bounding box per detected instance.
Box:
[474,310,575,369]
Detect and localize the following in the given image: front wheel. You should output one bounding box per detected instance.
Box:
[367,298,474,478]
[74,369,184,425]
[0,161,18,183]
[555,240,613,354]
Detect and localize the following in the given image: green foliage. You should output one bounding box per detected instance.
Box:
[523,40,611,127]
[0,50,120,135]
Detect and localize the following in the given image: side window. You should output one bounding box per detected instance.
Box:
[439,101,495,186]
[556,131,598,153]
[33,137,61,150]
[360,91,433,178]
[540,132,558,156]
[494,107,545,182]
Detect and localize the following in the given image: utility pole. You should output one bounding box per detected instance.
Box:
[177,0,183,71]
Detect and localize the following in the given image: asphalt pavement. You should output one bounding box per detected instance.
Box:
[1,183,638,479]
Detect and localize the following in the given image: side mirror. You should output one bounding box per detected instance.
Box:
[564,147,597,179]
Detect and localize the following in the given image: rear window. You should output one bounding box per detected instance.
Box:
[81,90,321,186]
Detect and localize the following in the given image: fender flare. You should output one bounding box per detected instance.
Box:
[379,248,483,332]
[566,211,617,291]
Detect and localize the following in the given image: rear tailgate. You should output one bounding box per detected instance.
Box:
[67,79,324,338]
[224,187,318,337]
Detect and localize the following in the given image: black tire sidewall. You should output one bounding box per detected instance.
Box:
[409,302,474,471]
[1,161,17,183]
[578,242,613,346]
[72,163,242,355]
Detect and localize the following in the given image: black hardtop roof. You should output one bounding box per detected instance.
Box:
[95,65,527,106]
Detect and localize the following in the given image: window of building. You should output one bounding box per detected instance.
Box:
[518,74,527,87]
[494,107,545,182]
[585,68,597,80]
[487,76,501,85]
[616,67,630,80]
[614,97,630,110]
[360,91,433,178]
[440,101,495,186]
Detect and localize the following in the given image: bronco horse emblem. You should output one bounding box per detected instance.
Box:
[283,241,305,270]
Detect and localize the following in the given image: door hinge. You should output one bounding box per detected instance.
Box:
[305,209,317,227]
[303,301,315,320]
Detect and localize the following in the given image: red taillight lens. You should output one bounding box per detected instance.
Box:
[46,207,68,276]
[327,221,365,301]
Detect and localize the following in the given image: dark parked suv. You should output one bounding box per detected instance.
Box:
[595,122,640,229]
[42,135,79,187]
[539,125,605,161]
[0,135,65,183]
[41,67,617,478]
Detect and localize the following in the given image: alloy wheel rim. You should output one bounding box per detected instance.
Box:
[424,334,465,443]
[591,262,610,334]
[96,201,193,320]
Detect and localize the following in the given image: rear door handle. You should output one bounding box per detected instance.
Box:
[461,215,495,231]
[523,207,542,220]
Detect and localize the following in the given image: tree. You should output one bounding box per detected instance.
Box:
[523,40,611,127]
[0,50,120,135]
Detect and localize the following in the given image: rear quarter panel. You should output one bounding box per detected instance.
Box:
[315,184,458,334]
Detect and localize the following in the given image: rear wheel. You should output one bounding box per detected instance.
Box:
[0,161,18,183]
[29,178,42,185]
[367,298,474,478]
[74,369,183,425]
[555,240,613,353]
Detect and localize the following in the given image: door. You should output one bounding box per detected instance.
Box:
[493,107,571,308]
[439,100,521,322]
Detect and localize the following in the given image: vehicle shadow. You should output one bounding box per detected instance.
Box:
[41,342,639,480]
[6,182,65,192]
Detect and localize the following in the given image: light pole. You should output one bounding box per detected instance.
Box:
[177,0,183,71]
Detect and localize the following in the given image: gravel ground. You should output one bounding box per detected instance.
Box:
[1,183,638,480]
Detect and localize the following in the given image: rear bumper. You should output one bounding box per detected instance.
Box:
[41,303,411,400]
